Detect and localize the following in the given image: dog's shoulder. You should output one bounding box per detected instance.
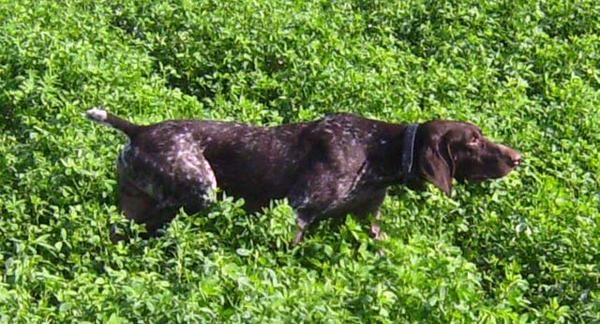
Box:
[299,113,380,164]
[313,112,382,139]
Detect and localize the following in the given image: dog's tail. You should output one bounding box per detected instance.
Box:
[85,107,141,138]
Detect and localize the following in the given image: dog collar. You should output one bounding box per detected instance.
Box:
[401,124,419,182]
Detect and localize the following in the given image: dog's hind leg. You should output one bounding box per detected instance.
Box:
[156,140,218,213]
[114,136,217,241]
[113,177,178,242]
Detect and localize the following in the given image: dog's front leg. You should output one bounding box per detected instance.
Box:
[292,211,317,245]
[293,226,306,245]
[355,189,387,240]
[370,211,386,240]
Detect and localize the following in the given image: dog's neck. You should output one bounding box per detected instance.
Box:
[366,122,422,186]
[400,123,419,182]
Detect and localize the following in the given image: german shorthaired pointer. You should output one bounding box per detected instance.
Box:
[86,108,521,243]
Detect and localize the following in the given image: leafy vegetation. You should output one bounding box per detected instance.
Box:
[1,0,598,322]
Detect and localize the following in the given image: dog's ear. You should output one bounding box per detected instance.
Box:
[418,136,454,196]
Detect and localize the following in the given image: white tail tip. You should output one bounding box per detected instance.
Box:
[86,107,108,122]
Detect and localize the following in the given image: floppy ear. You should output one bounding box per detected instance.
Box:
[418,137,454,196]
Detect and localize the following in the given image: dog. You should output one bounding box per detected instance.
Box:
[86,108,521,243]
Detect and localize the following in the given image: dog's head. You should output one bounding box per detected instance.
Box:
[415,120,522,195]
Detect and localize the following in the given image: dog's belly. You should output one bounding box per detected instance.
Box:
[211,164,302,211]
[201,130,312,211]
[205,149,307,211]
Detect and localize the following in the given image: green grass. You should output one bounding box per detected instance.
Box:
[1,0,598,322]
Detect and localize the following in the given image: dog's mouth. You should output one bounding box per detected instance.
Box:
[467,159,523,182]
[458,169,513,182]
[468,175,489,181]
[457,174,488,183]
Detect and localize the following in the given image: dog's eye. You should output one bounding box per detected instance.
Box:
[467,136,480,147]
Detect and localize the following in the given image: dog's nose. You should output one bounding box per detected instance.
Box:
[509,151,522,167]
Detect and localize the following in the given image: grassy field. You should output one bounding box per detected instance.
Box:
[1,0,598,322]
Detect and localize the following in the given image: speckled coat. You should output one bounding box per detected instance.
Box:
[86,108,521,243]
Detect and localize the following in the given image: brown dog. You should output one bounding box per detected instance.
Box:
[86,108,521,243]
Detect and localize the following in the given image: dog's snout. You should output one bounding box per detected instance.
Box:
[507,150,522,167]
[496,143,522,168]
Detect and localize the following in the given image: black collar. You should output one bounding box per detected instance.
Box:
[401,124,419,182]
